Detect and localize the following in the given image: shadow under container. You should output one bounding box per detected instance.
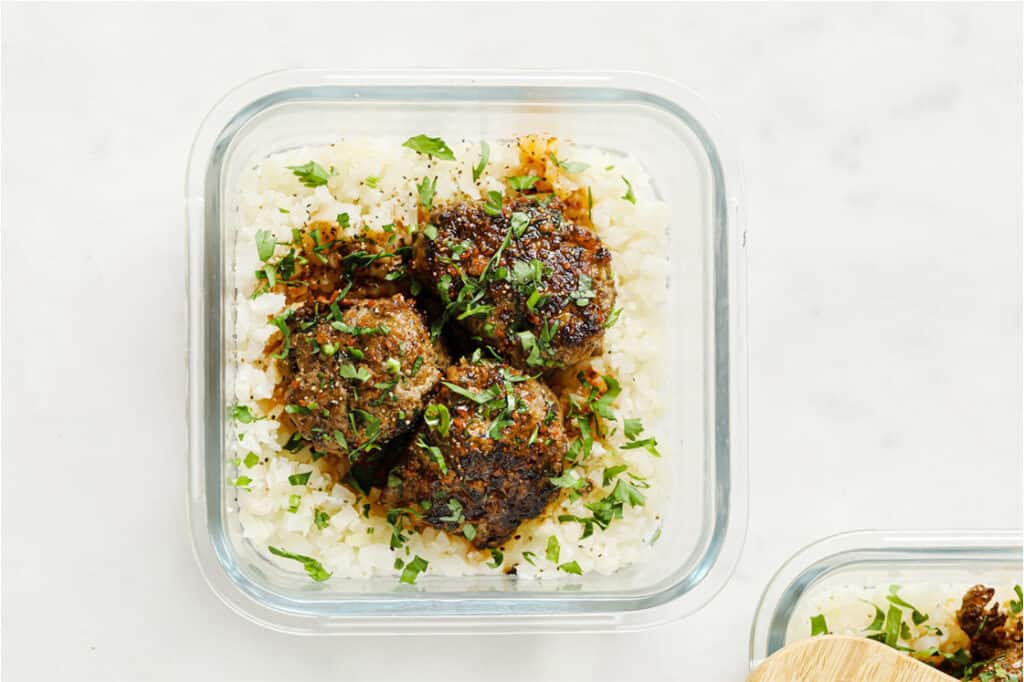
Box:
[750,530,1024,668]
[186,69,747,634]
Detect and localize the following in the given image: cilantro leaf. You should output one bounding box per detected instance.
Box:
[508,175,541,191]
[549,151,590,174]
[288,471,312,486]
[623,418,644,440]
[399,555,429,584]
[402,135,455,160]
[417,176,438,212]
[472,141,490,181]
[268,545,332,582]
[424,403,451,437]
[483,190,503,217]
[546,535,560,564]
[231,404,256,423]
[255,229,276,262]
[287,161,330,188]
[558,561,582,575]
[621,176,636,204]
[1010,584,1023,614]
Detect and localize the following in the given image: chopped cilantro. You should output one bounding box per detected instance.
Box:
[546,535,560,564]
[509,211,530,237]
[549,152,590,174]
[487,548,503,568]
[558,561,582,575]
[1011,585,1023,614]
[287,494,301,513]
[417,176,438,212]
[339,363,372,383]
[314,510,330,530]
[463,524,477,542]
[508,175,541,191]
[243,452,259,468]
[288,472,311,486]
[886,585,929,625]
[268,545,331,582]
[602,464,629,487]
[623,418,644,440]
[439,498,464,523]
[603,307,623,329]
[402,135,454,160]
[810,614,830,636]
[231,404,256,423]
[232,476,252,488]
[472,141,490,181]
[416,437,448,475]
[287,161,331,188]
[255,229,276,262]
[621,176,636,204]
[399,555,429,584]
[424,403,451,437]
[483,190,503,217]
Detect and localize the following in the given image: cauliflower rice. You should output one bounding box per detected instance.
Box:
[229,136,670,582]
[787,582,1021,655]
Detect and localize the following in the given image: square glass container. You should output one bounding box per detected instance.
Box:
[186,69,747,634]
[749,529,1024,667]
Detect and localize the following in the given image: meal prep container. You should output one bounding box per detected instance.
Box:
[749,530,1024,667]
[186,69,747,634]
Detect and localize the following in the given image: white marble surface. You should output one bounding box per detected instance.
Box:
[2,3,1021,680]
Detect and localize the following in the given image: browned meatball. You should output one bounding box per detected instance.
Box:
[381,359,567,548]
[279,294,447,466]
[954,585,1023,679]
[413,198,616,370]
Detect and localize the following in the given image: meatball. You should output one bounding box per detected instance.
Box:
[413,197,616,370]
[954,585,1023,679]
[279,293,447,466]
[381,359,567,548]
[295,221,413,302]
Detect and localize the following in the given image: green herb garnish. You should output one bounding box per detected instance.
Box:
[472,141,490,181]
[546,535,560,564]
[621,176,636,204]
[288,471,311,486]
[549,152,589,174]
[399,555,429,584]
[424,403,451,437]
[231,404,256,423]
[483,190,503,217]
[508,175,541,191]
[255,229,276,262]
[287,161,330,188]
[558,561,582,575]
[417,176,438,212]
[402,135,454,160]
[268,545,332,582]
[810,614,830,636]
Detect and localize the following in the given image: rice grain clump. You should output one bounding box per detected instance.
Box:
[229,136,670,582]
